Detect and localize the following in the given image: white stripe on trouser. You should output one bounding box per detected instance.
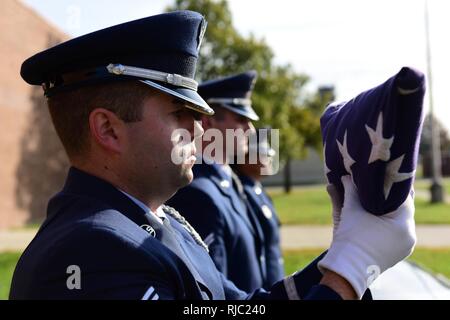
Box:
[283,276,301,300]
[142,286,159,300]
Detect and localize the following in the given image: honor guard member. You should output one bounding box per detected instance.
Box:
[167,71,269,292]
[10,11,414,300]
[231,128,285,289]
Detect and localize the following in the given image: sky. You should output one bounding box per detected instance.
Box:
[22,0,450,130]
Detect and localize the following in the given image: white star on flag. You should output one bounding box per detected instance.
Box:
[337,130,355,175]
[384,154,415,199]
[365,112,394,164]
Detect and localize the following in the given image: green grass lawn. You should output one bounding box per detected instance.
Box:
[0,252,20,300]
[269,180,450,225]
[413,197,450,224]
[284,248,450,280]
[270,186,333,225]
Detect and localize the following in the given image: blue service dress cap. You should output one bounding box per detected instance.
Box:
[20,10,213,115]
[199,70,259,121]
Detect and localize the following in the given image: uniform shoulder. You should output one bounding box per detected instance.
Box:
[170,178,220,204]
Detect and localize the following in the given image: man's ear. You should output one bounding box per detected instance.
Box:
[88,108,125,154]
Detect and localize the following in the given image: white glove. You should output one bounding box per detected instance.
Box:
[318,175,416,299]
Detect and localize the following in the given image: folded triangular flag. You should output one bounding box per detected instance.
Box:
[321,67,425,215]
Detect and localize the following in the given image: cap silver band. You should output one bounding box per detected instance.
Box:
[207,97,251,106]
[107,63,198,91]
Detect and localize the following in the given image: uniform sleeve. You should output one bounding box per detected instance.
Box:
[167,185,229,277]
[269,251,372,300]
[221,251,372,300]
[52,225,179,300]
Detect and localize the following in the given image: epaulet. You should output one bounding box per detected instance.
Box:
[161,205,209,252]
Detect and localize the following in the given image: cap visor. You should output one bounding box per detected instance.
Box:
[219,103,260,121]
[140,79,214,115]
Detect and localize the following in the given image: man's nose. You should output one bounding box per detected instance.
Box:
[192,119,204,140]
[244,121,256,134]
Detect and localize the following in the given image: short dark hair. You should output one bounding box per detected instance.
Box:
[47,81,153,159]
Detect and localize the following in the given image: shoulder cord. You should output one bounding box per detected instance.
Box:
[161,205,209,252]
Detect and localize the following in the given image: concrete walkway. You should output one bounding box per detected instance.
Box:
[281,225,450,249]
[2,224,450,252]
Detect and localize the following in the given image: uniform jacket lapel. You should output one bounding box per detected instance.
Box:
[194,163,257,236]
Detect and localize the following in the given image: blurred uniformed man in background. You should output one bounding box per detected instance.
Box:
[167,71,270,292]
[231,128,285,289]
[10,10,415,300]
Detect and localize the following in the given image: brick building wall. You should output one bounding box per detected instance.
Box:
[0,0,69,229]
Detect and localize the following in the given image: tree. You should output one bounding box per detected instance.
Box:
[167,0,273,81]
[167,0,325,166]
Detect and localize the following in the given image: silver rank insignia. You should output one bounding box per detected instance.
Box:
[140,224,156,237]
[261,205,273,219]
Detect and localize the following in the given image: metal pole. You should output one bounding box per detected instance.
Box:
[425,0,444,202]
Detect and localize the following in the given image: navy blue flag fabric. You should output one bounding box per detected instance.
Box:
[320,67,425,215]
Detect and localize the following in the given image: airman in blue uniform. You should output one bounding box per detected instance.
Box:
[167,71,270,292]
[232,129,285,289]
[9,10,413,300]
[8,11,334,300]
